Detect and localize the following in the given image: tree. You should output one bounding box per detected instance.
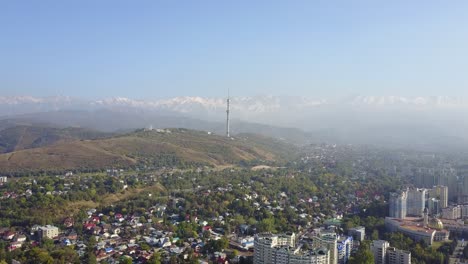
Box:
[87,235,97,250]
[371,229,379,240]
[85,252,97,264]
[148,251,162,264]
[257,218,275,233]
[51,247,80,264]
[121,257,133,264]
[349,241,374,264]
[140,242,150,251]
[205,236,230,253]
[40,238,54,251]
[219,236,229,250]
[231,249,239,258]
[25,247,53,264]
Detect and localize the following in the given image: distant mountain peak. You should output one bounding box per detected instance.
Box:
[349,95,468,107]
[1,95,467,120]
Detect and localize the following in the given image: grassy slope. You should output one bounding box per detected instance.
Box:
[0,125,112,153]
[0,128,295,173]
[31,183,167,222]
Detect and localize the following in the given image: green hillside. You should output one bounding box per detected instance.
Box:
[0,128,296,174]
[0,125,112,153]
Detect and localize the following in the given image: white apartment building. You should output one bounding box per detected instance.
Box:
[389,191,407,219]
[441,205,461,220]
[387,247,411,264]
[254,233,330,264]
[461,204,468,218]
[430,185,448,209]
[312,233,338,264]
[371,240,411,264]
[371,240,389,264]
[407,188,426,216]
[337,236,353,264]
[38,225,59,239]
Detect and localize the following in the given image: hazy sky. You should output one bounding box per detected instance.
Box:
[1,1,468,99]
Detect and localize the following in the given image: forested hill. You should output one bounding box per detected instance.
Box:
[0,128,297,175]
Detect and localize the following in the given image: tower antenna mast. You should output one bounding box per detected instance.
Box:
[226,89,230,137]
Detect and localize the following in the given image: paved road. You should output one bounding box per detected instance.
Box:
[449,241,468,264]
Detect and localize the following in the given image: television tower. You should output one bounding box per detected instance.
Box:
[226,90,230,137]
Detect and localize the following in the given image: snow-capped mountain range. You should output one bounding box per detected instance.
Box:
[1,95,467,114]
[2,95,468,132]
[349,95,468,106]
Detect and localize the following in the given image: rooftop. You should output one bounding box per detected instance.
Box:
[387,217,442,233]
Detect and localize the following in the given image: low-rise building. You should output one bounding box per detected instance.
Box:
[440,219,468,234]
[238,236,255,249]
[38,225,59,240]
[441,206,461,220]
[385,217,449,245]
